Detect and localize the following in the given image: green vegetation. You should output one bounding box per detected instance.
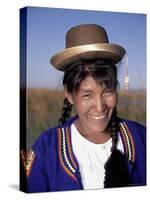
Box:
[27,89,146,147]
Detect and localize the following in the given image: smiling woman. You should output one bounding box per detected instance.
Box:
[21,24,146,193]
[63,62,118,145]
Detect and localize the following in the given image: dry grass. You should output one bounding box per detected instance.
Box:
[118,89,146,124]
[27,88,146,147]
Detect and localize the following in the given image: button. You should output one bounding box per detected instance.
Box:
[101,145,106,150]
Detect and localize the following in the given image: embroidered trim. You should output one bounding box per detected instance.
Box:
[123,123,135,162]
[66,127,77,169]
[20,149,35,177]
[119,122,135,162]
[58,128,77,181]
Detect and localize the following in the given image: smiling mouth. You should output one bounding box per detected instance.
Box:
[91,115,106,120]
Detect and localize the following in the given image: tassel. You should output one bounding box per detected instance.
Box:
[124,54,129,90]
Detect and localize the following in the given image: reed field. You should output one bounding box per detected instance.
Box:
[27,88,146,147]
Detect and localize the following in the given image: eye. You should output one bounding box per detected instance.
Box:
[82,93,92,98]
[104,89,113,96]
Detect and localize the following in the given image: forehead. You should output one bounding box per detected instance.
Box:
[78,76,105,91]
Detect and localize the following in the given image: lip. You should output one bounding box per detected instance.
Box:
[91,110,108,120]
[91,115,106,120]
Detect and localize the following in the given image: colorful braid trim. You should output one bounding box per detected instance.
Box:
[58,128,78,181]
[119,122,135,162]
[21,149,35,177]
[66,127,77,169]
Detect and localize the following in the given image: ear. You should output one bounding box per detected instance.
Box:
[64,86,74,105]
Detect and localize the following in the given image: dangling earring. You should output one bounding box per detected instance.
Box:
[124,54,129,90]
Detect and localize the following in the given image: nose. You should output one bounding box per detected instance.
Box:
[94,96,106,113]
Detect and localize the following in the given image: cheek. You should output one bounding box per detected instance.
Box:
[73,99,91,114]
[106,95,118,108]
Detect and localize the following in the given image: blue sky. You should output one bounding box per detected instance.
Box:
[25,6,146,89]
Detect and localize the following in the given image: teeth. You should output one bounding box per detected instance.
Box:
[92,115,105,120]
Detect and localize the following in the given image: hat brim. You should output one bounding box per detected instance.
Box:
[50,43,126,71]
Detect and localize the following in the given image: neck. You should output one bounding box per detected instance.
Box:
[74,120,111,144]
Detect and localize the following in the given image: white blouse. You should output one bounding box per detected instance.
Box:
[71,123,124,189]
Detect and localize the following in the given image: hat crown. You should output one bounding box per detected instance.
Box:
[66,24,109,48]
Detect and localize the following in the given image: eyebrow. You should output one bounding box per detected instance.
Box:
[79,88,93,93]
[78,86,110,94]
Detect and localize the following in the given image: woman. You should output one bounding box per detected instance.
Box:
[21,24,146,193]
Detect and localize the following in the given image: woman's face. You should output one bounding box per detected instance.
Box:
[65,76,118,136]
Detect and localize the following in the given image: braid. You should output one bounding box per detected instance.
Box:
[59,98,72,125]
[110,107,119,152]
[104,108,130,188]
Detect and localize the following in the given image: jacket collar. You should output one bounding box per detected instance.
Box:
[57,116,135,181]
[119,121,135,163]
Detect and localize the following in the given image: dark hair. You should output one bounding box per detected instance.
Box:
[63,59,118,93]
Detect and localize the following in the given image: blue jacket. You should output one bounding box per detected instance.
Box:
[25,116,146,193]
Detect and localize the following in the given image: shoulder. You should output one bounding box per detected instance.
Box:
[118,117,146,144]
[119,117,145,129]
[119,117,146,132]
[32,115,78,153]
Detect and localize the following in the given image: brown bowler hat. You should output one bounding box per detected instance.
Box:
[50,24,126,71]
